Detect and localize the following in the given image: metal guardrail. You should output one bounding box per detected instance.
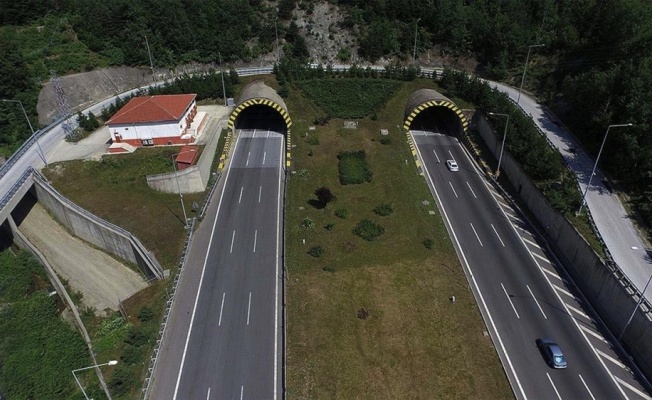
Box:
[141,217,196,400]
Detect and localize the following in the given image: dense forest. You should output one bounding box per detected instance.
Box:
[0,0,650,230]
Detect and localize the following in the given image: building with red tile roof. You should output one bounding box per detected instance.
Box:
[106,94,199,150]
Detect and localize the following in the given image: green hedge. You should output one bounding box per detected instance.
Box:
[338,150,373,185]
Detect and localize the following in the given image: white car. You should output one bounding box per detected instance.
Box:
[446,160,459,171]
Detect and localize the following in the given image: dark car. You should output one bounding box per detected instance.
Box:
[536,337,567,369]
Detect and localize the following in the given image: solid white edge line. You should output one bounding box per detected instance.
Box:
[522,236,541,249]
[449,181,458,198]
[239,186,244,204]
[526,284,547,319]
[253,229,258,253]
[173,131,243,400]
[218,292,226,326]
[566,303,591,320]
[553,284,576,300]
[579,374,597,400]
[466,181,477,198]
[596,349,627,369]
[491,224,506,247]
[470,222,483,246]
[247,292,252,325]
[482,176,631,400]
[274,131,283,400]
[501,283,520,319]
[411,132,527,400]
[230,230,236,253]
[615,377,652,400]
[546,373,562,400]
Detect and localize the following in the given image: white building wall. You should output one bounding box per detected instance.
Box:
[110,121,180,141]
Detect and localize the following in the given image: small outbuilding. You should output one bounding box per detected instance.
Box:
[107,94,206,152]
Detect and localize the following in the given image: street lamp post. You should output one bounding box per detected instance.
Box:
[516,44,545,105]
[171,152,191,228]
[72,360,118,400]
[413,18,422,65]
[577,123,633,215]
[488,112,510,178]
[274,17,279,62]
[2,99,48,166]
[219,52,227,105]
[619,273,652,341]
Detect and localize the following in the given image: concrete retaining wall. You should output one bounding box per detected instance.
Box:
[473,113,652,379]
[32,172,163,281]
[146,117,225,194]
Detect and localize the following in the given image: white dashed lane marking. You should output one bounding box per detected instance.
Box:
[597,349,627,370]
[567,303,591,321]
[553,284,577,300]
[580,325,608,344]
[522,236,542,249]
[616,376,652,400]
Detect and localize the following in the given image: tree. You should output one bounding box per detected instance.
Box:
[315,186,334,208]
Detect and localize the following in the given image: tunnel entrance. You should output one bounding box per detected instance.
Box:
[228,80,292,134]
[409,106,464,136]
[234,104,287,132]
[404,89,468,136]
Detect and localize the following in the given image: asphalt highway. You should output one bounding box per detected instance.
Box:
[151,129,284,399]
[412,124,650,399]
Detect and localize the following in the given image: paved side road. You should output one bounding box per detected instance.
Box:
[489,81,652,301]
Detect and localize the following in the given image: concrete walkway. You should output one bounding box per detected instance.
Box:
[19,203,147,314]
[489,81,652,301]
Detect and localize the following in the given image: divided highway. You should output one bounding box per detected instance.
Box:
[412,124,651,399]
[151,129,284,399]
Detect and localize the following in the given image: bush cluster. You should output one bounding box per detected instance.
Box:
[338,150,373,185]
[353,219,385,241]
[373,203,393,216]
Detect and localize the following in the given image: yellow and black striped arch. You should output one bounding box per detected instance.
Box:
[403,100,468,132]
[228,98,292,130]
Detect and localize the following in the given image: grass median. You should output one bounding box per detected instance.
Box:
[285,78,512,399]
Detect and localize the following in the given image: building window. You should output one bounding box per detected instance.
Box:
[125,127,129,130]
[142,139,153,146]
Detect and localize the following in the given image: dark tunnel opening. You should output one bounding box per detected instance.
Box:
[409,106,463,136]
[234,104,287,133]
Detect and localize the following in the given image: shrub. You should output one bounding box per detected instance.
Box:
[120,345,145,365]
[325,223,335,231]
[338,150,373,185]
[315,186,334,207]
[335,209,349,219]
[307,136,320,145]
[380,137,391,145]
[353,219,385,241]
[323,265,336,273]
[301,218,315,229]
[108,365,136,396]
[423,238,434,249]
[138,306,155,323]
[373,203,393,216]
[124,326,151,347]
[308,245,325,258]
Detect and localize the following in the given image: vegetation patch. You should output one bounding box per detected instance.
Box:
[295,78,400,118]
[373,203,394,216]
[338,150,373,185]
[285,79,511,399]
[353,219,385,241]
[0,249,90,399]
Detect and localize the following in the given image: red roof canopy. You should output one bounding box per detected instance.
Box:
[107,94,196,125]
[175,145,199,165]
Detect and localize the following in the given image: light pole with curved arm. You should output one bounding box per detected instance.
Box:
[2,99,48,166]
[488,112,510,178]
[72,360,118,400]
[516,44,544,105]
[577,123,633,215]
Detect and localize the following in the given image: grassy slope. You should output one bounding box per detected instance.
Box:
[285,79,512,399]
